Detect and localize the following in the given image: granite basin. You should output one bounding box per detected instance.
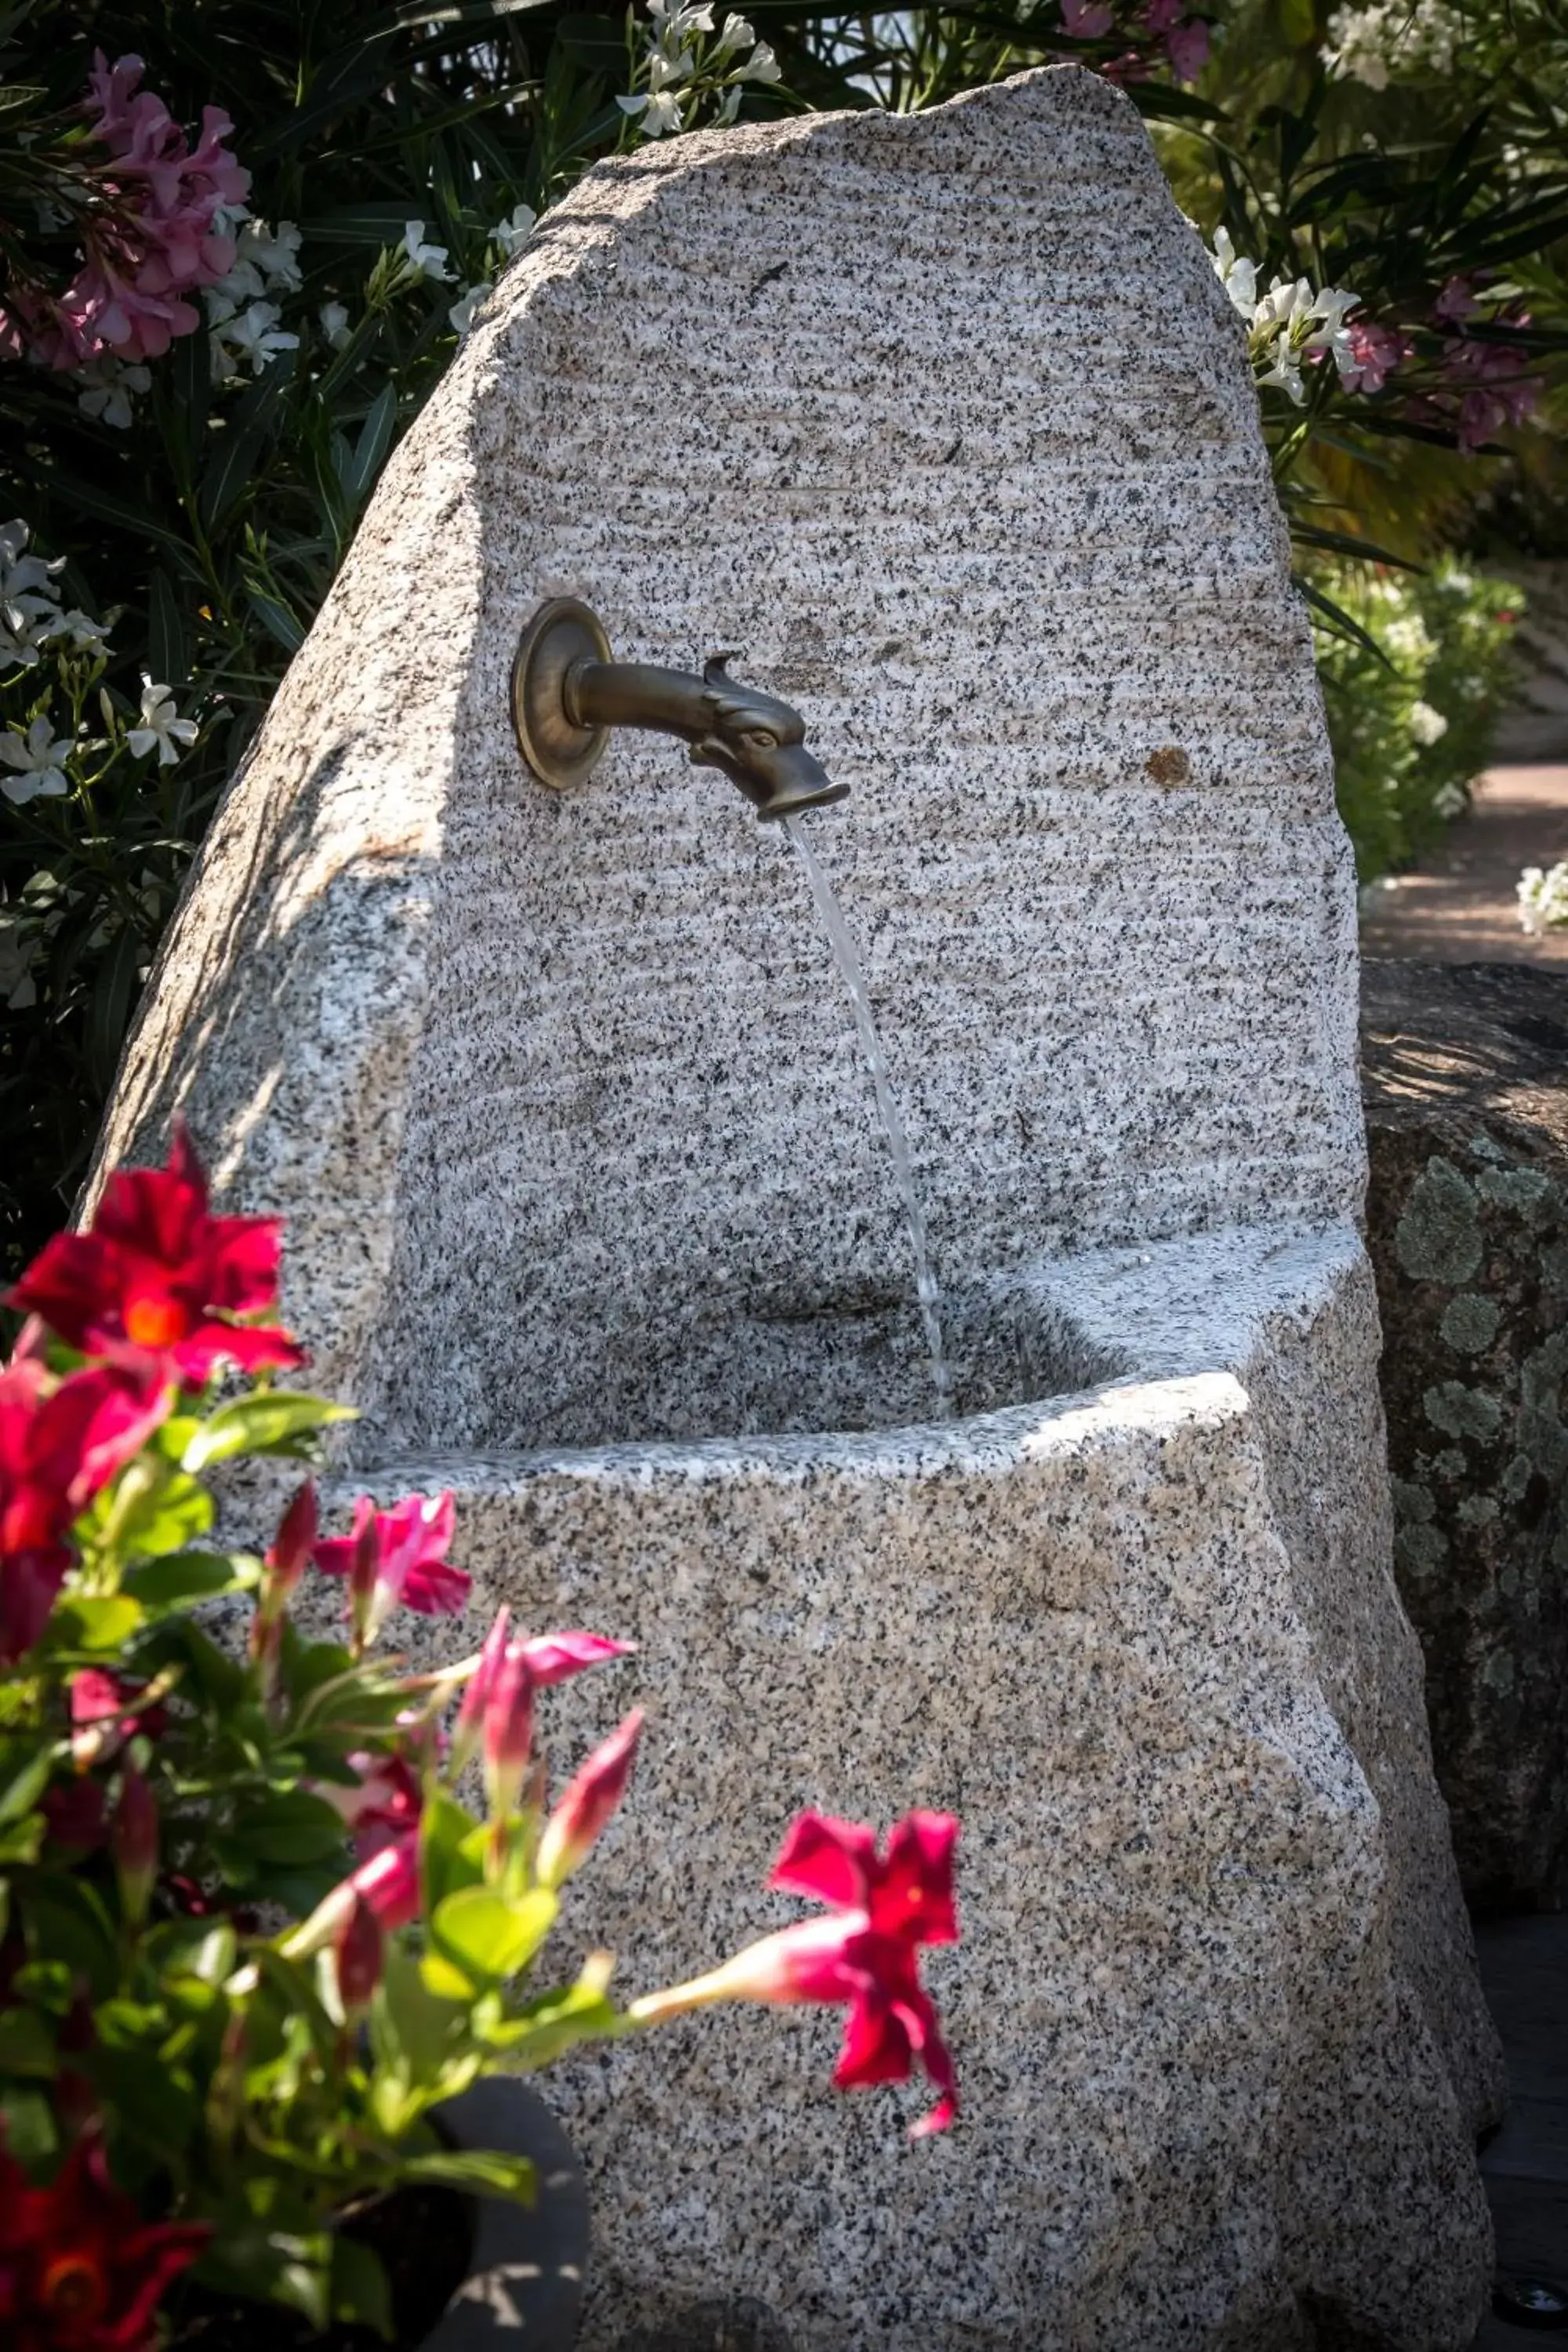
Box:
[336,1224,1502,2352]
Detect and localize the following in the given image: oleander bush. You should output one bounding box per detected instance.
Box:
[1316,557,1526,882]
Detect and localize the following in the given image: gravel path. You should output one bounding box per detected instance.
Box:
[1359,765,1568,967]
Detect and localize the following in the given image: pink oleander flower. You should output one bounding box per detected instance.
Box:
[8,55,249,372]
[1163,16,1209,78]
[1339,318,1412,394]
[1442,330,1542,450]
[0,1354,170,1664]
[1434,274,1480,325]
[6,1127,303,1385]
[1062,0,1115,31]
[631,1808,960,2137]
[313,1491,470,1642]
[535,1710,644,1888]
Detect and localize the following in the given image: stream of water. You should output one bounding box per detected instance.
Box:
[782,815,955,1420]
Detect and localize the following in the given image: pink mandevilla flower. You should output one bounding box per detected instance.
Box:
[632,1808,960,2137]
[452,1610,634,1775]
[313,1491,470,1639]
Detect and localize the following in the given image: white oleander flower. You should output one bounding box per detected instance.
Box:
[1252,274,1313,336]
[619,50,690,135]
[75,358,152,429]
[714,11,754,49]
[1210,226,1258,319]
[1518,860,1568,936]
[401,220,453,282]
[1256,328,1305,405]
[1408,700,1450,746]
[0,521,64,666]
[0,713,73,803]
[492,203,537,259]
[449,281,492,337]
[127,680,199,768]
[246,220,304,291]
[1384,613,1437,668]
[1323,1,1464,88]
[212,299,300,376]
[319,301,352,350]
[647,0,714,34]
[45,609,111,653]
[736,38,781,79]
[714,85,742,123]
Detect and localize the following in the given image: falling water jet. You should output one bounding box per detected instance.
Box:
[782,815,955,1421]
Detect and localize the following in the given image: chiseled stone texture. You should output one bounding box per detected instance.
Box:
[1362,960,1568,1911]
[350,1231,1500,2352]
[94,66,1498,2349]
[97,64,1363,1458]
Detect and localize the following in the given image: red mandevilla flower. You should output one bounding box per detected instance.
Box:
[0,2128,208,2352]
[312,1492,470,1640]
[5,1127,303,1385]
[111,1766,158,1929]
[336,1894,385,2016]
[631,1809,960,2137]
[452,1610,633,1779]
[0,1355,169,1664]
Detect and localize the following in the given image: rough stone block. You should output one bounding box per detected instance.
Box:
[1362,959,1568,1911]
[97,69,1501,2350]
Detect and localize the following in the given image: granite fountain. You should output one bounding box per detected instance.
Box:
[94,65,1504,2351]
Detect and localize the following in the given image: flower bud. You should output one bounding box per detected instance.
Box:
[112,1764,158,1928]
[483,1646,535,1821]
[336,1893,384,2014]
[263,1479,318,1616]
[452,1605,510,1778]
[535,1709,644,1889]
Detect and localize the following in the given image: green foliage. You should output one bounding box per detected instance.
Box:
[1316,557,1525,880]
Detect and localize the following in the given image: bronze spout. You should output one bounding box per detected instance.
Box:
[510,597,847,821]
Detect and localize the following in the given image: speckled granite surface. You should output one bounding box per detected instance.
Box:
[96,66,1497,2350]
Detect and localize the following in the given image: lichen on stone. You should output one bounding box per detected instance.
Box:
[1440,1294,1501,1356]
[1395,1157,1483,1286]
[1423,1381,1504,1443]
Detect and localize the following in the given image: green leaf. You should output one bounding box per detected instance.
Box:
[47,1594,145,1652]
[200,354,298,531]
[0,2086,56,2169]
[0,1739,53,1827]
[419,1789,486,1916]
[124,1550,253,1611]
[341,382,399,514]
[20,1880,118,2001]
[488,1977,626,2070]
[111,1465,216,1559]
[85,920,144,1098]
[227,1789,351,1868]
[245,586,306,655]
[432,1886,557,1986]
[398,2146,538,2202]
[147,571,188,688]
[331,2238,394,2339]
[0,1815,43,1865]
[183,1392,354,1472]
[0,2005,55,2074]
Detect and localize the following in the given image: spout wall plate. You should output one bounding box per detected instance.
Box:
[511,597,612,789]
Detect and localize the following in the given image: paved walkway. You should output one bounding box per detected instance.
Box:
[1471,1913,1568,2346]
[1359,765,1568,966]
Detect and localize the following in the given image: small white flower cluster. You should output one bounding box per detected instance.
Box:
[1210,227,1359,407]
[0,520,111,672]
[1408,699,1450,747]
[618,0,782,143]
[207,218,305,381]
[1322,1,1465,89]
[447,205,539,340]
[1518,860,1568,938]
